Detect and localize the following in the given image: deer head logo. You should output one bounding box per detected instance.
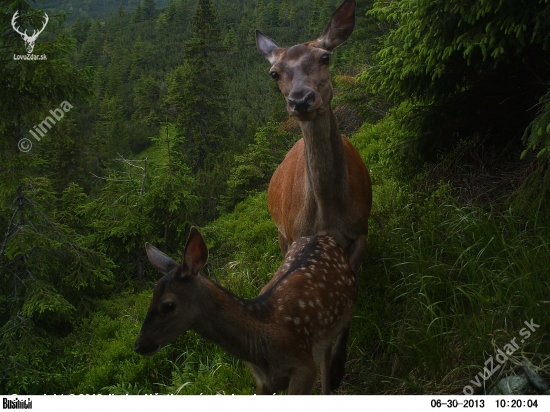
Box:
[11,11,49,54]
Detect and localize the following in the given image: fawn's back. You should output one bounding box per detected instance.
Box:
[258,236,356,358]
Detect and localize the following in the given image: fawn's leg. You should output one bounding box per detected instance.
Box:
[320,345,331,394]
[287,359,317,395]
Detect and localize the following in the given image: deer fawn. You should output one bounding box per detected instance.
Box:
[134,227,357,394]
[256,0,371,389]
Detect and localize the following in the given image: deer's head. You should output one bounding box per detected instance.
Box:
[134,227,208,356]
[256,0,355,121]
[11,11,49,54]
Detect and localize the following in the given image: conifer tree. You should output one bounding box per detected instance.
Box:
[131,1,144,23]
[173,0,229,171]
[0,3,114,390]
[143,0,157,19]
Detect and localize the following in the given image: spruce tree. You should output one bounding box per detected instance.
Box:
[143,0,157,20]
[0,2,114,391]
[174,0,229,171]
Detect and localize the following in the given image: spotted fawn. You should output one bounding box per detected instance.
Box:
[134,227,357,394]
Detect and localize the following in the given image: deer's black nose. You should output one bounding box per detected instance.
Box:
[287,91,315,114]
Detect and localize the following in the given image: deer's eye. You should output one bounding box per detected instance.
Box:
[161,302,175,314]
[270,71,280,80]
[321,53,331,64]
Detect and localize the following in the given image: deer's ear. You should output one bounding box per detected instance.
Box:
[317,0,355,51]
[256,30,281,64]
[182,227,208,277]
[145,243,179,275]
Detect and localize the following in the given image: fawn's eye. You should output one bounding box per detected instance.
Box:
[270,71,280,80]
[161,302,175,314]
[321,53,331,64]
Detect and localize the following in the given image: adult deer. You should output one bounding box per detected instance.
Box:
[134,227,357,394]
[256,0,371,390]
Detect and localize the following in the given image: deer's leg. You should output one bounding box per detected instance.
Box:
[329,322,350,391]
[248,363,274,395]
[256,383,274,395]
[320,345,331,394]
[278,230,289,256]
[346,235,366,276]
[328,237,364,390]
[287,359,317,395]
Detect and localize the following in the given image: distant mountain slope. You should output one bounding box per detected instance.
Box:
[41,0,170,23]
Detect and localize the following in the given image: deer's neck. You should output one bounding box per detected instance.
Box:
[299,107,347,208]
[193,278,268,364]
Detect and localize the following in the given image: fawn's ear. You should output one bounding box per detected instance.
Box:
[182,227,209,277]
[145,243,179,276]
[317,0,356,51]
[256,30,281,65]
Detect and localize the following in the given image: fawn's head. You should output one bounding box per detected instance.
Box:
[256,0,355,121]
[134,227,208,356]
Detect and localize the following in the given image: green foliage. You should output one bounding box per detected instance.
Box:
[81,125,199,279]
[61,291,168,394]
[365,0,550,101]
[354,185,550,393]
[0,5,114,393]
[351,102,419,184]
[221,122,295,212]
[102,382,145,395]
[362,0,550,161]
[204,192,280,297]
[0,180,115,394]
[161,344,256,394]
[173,0,229,172]
[522,88,550,159]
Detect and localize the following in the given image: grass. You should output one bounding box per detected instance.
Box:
[349,195,549,394]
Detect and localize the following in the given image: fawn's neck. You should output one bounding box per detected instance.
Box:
[299,107,348,208]
[192,278,268,364]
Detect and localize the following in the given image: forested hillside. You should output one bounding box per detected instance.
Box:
[42,0,171,23]
[1,0,549,395]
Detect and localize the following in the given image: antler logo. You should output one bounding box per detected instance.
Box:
[11,11,49,54]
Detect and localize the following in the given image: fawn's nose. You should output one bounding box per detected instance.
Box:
[287,91,315,114]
